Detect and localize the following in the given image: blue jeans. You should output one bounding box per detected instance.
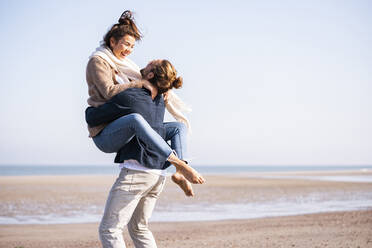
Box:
[164,121,188,160]
[93,113,188,161]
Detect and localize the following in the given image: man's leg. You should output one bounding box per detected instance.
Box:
[99,169,161,248]
[99,169,142,248]
[127,175,166,248]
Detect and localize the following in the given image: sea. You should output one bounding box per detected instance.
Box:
[1,165,372,225]
[1,164,372,177]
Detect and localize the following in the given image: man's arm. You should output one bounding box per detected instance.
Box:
[85,87,157,127]
[85,90,134,127]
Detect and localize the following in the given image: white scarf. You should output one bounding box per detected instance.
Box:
[90,45,142,83]
[90,45,192,130]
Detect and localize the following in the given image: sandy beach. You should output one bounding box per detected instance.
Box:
[1,170,372,247]
[0,210,371,248]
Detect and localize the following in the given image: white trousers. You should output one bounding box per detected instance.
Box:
[99,168,166,248]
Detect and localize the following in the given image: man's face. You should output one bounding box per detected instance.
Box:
[140,60,162,80]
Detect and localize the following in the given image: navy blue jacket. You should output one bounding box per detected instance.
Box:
[85,88,171,170]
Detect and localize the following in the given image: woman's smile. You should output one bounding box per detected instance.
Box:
[111,34,136,60]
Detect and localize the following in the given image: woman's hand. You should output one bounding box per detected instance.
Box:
[137,79,158,100]
[163,89,172,103]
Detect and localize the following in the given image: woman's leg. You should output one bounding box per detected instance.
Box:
[164,122,196,196]
[93,113,172,157]
[93,113,204,185]
[164,121,188,160]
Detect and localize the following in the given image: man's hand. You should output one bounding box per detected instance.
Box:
[139,79,158,100]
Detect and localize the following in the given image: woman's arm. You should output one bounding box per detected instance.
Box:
[87,56,142,101]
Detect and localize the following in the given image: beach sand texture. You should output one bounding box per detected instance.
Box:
[1,171,372,247]
[1,210,372,248]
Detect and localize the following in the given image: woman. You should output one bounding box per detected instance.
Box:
[86,11,203,194]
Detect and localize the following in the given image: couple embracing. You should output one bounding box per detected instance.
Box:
[85,10,205,248]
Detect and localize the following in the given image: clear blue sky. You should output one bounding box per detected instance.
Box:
[0,0,371,166]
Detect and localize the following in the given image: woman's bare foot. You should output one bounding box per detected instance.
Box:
[171,172,194,197]
[178,164,205,184]
[168,153,205,184]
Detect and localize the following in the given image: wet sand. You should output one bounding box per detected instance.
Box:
[2,171,372,212]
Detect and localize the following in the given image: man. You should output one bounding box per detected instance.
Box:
[87,59,204,248]
[86,60,202,192]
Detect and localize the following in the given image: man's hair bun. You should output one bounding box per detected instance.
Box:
[172,77,183,89]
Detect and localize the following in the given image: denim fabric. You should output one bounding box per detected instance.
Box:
[93,113,172,158]
[88,88,171,169]
[164,121,188,160]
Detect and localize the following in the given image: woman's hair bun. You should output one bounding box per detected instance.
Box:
[172,76,183,89]
[118,10,133,25]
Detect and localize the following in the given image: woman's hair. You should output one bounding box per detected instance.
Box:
[150,60,183,94]
[103,10,142,49]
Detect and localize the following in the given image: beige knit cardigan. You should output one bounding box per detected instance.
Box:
[85,56,141,137]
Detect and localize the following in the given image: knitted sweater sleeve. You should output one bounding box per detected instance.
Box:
[86,56,140,101]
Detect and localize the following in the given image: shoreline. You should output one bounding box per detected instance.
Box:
[1,170,372,224]
[1,210,371,248]
[1,165,371,177]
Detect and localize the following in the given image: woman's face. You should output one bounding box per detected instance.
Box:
[110,34,135,60]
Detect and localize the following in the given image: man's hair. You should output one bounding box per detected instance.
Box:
[149,60,183,94]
